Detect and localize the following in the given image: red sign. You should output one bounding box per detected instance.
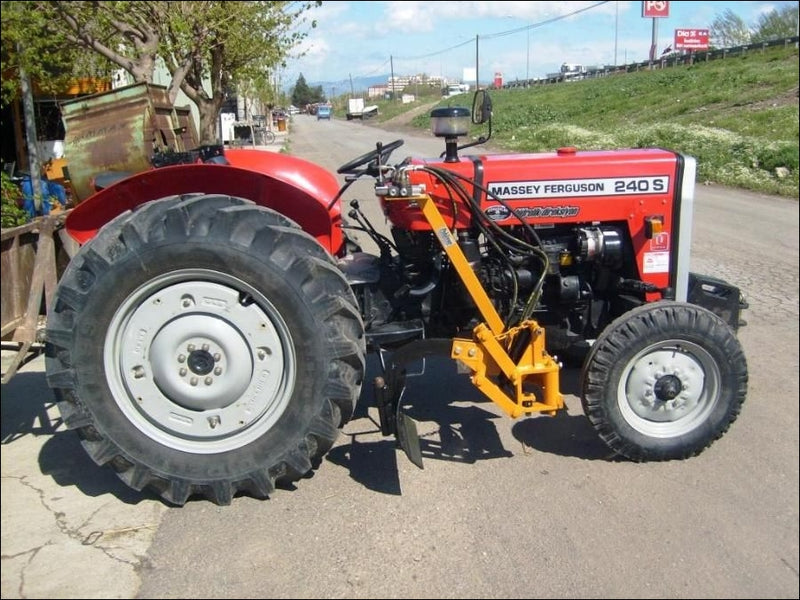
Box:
[642,1,670,18]
[675,29,710,50]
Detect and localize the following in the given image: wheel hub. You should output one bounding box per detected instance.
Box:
[619,340,720,436]
[188,349,215,375]
[149,315,253,411]
[654,374,682,401]
[106,273,296,452]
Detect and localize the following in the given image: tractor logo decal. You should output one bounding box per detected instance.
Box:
[436,226,456,247]
[485,205,580,221]
[485,205,511,221]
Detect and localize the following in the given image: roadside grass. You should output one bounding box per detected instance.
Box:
[375,45,798,198]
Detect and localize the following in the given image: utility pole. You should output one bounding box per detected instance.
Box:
[390,55,395,100]
[18,44,42,213]
[349,73,354,97]
[614,1,619,67]
[475,35,479,90]
[526,27,530,82]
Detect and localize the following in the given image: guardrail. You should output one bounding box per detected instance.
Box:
[502,35,799,89]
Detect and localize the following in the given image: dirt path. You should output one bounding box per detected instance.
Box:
[379,100,440,133]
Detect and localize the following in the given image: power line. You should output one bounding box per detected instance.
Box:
[483,1,610,40]
[394,37,477,61]
[297,1,612,85]
[394,0,610,61]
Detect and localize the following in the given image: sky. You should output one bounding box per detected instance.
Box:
[281,1,797,92]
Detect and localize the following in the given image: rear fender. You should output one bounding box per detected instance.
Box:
[64,149,345,255]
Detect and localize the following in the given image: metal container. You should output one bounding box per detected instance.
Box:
[60,82,198,202]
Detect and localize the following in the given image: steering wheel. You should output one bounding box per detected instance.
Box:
[337,139,405,175]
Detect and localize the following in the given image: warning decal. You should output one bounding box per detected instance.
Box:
[642,251,670,274]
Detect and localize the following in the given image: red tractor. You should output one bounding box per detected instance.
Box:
[44,91,748,505]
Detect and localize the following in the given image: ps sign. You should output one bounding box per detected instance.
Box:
[675,29,710,50]
[642,1,669,18]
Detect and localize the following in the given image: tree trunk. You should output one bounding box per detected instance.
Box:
[194,95,225,145]
[128,54,156,84]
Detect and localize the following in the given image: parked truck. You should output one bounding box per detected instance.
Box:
[547,63,587,82]
[346,97,378,120]
[443,83,470,98]
[1,88,749,507]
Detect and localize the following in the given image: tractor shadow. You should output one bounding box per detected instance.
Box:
[1,368,154,504]
[326,352,613,494]
[2,351,612,503]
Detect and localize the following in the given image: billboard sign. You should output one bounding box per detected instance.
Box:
[642,1,669,18]
[675,29,710,50]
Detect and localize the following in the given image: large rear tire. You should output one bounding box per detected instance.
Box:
[580,302,747,461]
[46,194,365,505]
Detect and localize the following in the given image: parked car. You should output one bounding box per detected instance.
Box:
[317,104,332,120]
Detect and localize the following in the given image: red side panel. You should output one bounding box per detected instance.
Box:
[382,156,477,231]
[394,148,683,295]
[65,149,344,255]
[478,148,679,222]
[476,149,682,295]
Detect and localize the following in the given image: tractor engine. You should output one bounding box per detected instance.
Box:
[355,139,697,357]
[380,221,633,358]
[474,223,626,329]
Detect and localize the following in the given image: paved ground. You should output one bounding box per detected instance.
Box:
[0,129,288,599]
[1,119,797,599]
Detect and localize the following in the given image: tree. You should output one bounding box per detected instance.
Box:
[710,9,751,48]
[291,73,313,107]
[1,1,106,106]
[45,1,169,89]
[157,1,319,143]
[752,4,800,42]
[15,1,319,144]
[1,1,105,204]
[290,73,324,107]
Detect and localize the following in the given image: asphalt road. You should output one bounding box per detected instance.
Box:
[1,113,798,599]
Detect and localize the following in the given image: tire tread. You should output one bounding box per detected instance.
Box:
[46,195,365,505]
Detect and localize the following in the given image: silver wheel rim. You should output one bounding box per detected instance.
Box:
[104,268,295,453]
[618,339,720,438]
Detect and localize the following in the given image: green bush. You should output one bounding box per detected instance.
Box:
[1,172,29,228]
[757,142,799,173]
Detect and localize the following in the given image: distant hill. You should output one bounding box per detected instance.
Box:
[288,75,390,97]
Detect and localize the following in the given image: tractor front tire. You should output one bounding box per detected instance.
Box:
[580,301,747,461]
[46,194,365,505]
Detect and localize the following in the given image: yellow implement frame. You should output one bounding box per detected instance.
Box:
[391,192,564,418]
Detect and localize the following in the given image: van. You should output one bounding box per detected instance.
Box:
[444,84,469,98]
[317,105,332,120]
